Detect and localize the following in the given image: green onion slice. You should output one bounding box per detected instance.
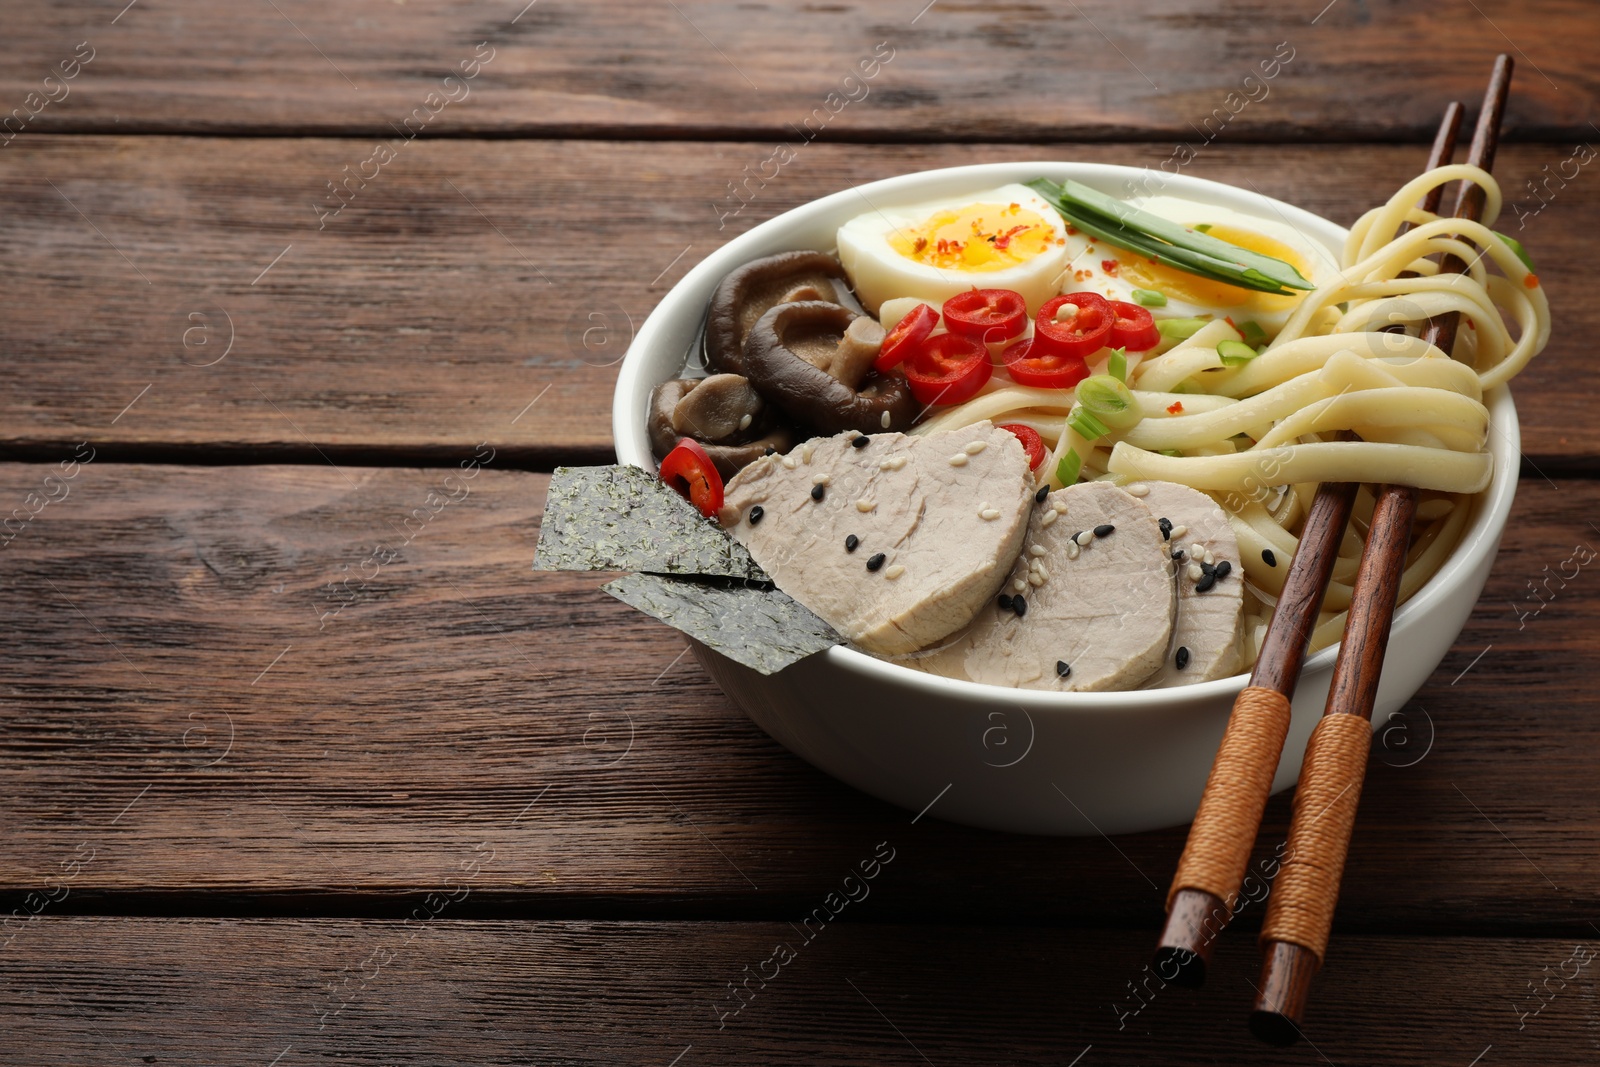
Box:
[1132,288,1167,307]
[1156,317,1208,342]
[1066,406,1111,440]
[1217,339,1258,366]
[1055,449,1083,486]
[1107,347,1128,383]
[1076,374,1142,430]
[1493,230,1537,272]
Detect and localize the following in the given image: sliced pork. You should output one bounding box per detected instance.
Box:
[1138,481,1245,685]
[910,481,1175,691]
[719,422,1034,657]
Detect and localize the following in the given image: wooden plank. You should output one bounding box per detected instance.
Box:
[0,137,1591,465]
[1,918,1595,1064]
[1,1,1594,141]
[2,464,1597,932]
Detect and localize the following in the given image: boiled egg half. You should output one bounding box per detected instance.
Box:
[837,183,1069,317]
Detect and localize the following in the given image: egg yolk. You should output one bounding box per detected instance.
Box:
[1116,223,1310,313]
[888,202,1059,272]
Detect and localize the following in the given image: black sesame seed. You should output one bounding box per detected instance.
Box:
[1094,524,1116,538]
[998,594,1014,611]
[1175,646,1191,670]
[811,484,825,502]
[1158,517,1172,540]
[1262,549,1278,567]
[748,505,764,525]
[1171,548,1185,560]
[1200,560,1215,577]
[1070,530,1083,543]
[1012,595,1027,618]
[852,434,870,448]
[1056,660,1071,678]
[1195,573,1216,594]
[1035,485,1050,504]
[763,447,778,456]
[1214,559,1233,581]
[866,552,886,572]
[845,534,860,553]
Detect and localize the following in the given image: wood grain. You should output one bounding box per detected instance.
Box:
[1,919,1595,1065]
[0,137,1593,465]
[1,1,1594,141]
[2,464,1596,931]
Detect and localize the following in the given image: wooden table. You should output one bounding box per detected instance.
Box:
[3,3,1596,1062]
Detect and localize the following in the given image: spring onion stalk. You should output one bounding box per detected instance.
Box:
[1076,374,1142,430]
[1026,178,1314,295]
[1216,340,1259,366]
[1107,347,1128,383]
[1132,288,1167,307]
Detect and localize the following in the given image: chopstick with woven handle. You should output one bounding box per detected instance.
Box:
[1151,101,1466,990]
[1248,54,1514,1048]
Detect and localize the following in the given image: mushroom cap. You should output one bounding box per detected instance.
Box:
[742,301,917,436]
[705,251,854,376]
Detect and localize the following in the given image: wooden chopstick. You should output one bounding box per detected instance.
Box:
[1152,101,1466,990]
[1249,54,1514,1048]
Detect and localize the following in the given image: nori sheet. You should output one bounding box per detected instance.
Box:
[535,465,767,581]
[601,574,841,675]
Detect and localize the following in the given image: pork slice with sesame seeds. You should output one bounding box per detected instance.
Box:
[1138,480,1244,686]
[908,481,1174,691]
[718,421,1033,656]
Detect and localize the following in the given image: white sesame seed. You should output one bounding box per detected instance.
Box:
[1066,541,1080,560]
[880,410,891,429]
[948,453,969,467]
[781,456,797,469]
[1075,530,1093,547]
[884,564,905,580]
[1190,542,1205,559]
[1035,563,1049,581]
[965,440,987,455]
[856,499,876,513]
[1012,578,1027,593]
[980,508,1001,521]
[1052,499,1069,514]
[1040,510,1058,528]
[1127,483,1149,497]
[1028,572,1044,587]
[1029,544,1046,557]
[1169,524,1188,540]
[813,473,830,486]
[801,443,815,463]
[738,413,752,431]
[1187,562,1204,582]
[1203,549,1215,566]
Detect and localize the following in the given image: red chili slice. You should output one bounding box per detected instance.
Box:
[1000,336,1091,390]
[941,288,1028,343]
[1034,292,1113,359]
[1108,300,1161,351]
[659,437,724,518]
[904,333,992,406]
[998,423,1046,470]
[874,302,938,372]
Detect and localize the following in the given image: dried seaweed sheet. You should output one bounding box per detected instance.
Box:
[535,465,767,581]
[602,574,840,675]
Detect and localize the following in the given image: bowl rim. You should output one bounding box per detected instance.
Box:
[613,160,1519,712]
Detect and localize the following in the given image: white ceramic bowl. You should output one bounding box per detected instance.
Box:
[613,162,1517,836]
